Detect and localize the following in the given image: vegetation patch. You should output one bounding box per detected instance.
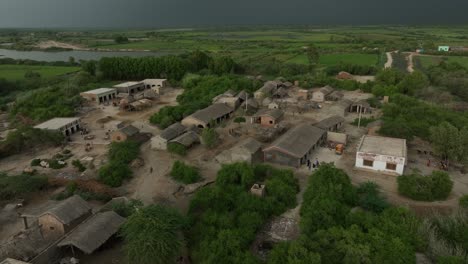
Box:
[170,161,202,184]
[187,163,299,263]
[98,141,140,187]
[0,172,49,200]
[397,170,453,201]
[0,64,79,81]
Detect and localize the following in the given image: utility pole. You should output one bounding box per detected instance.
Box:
[357,105,362,129]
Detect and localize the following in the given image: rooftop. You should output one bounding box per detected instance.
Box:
[113,81,142,88]
[57,211,126,254]
[170,131,199,147]
[34,117,80,130]
[159,122,186,140]
[120,125,140,136]
[357,135,407,157]
[0,259,31,264]
[254,108,284,120]
[317,85,334,95]
[264,124,325,158]
[314,115,345,130]
[188,103,234,124]
[40,195,91,224]
[237,137,262,153]
[81,88,116,95]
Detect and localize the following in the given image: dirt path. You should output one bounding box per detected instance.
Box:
[407,52,415,73]
[384,52,393,69]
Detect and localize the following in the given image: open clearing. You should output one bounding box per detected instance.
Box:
[0,64,80,80]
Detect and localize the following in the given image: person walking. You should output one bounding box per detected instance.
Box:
[150,167,153,173]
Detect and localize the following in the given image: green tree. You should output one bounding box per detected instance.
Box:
[170,160,202,184]
[305,44,320,71]
[114,34,129,44]
[121,205,186,264]
[430,122,465,164]
[98,161,132,187]
[397,71,429,95]
[460,195,468,209]
[201,127,219,149]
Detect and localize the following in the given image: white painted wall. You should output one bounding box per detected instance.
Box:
[151,136,168,150]
[355,152,405,175]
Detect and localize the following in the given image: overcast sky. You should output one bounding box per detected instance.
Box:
[0,0,467,28]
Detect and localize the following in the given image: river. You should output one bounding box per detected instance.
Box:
[0,48,174,62]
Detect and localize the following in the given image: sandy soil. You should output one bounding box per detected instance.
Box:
[385,52,393,68]
[35,40,88,51]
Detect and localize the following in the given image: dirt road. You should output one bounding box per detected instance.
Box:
[384,52,393,69]
[35,41,87,51]
[407,52,415,73]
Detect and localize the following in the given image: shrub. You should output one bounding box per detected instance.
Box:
[351,117,377,127]
[72,160,86,172]
[356,182,389,213]
[460,195,468,209]
[0,173,48,200]
[31,158,41,166]
[201,128,219,149]
[98,161,132,187]
[47,159,67,169]
[167,143,187,156]
[112,199,144,217]
[234,117,246,123]
[170,161,202,184]
[397,171,453,201]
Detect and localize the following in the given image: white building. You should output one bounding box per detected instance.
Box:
[34,117,82,137]
[355,135,407,175]
[142,79,168,94]
[80,88,117,104]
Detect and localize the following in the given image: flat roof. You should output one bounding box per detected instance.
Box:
[34,117,80,130]
[81,88,116,95]
[113,81,142,88]
[357,135,406,157]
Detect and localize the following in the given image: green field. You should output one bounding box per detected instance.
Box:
[0,65,80,81]
[416,55,468,69]
[287,53,379,66]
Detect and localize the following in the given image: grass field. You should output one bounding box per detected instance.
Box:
[416,56,468,69]
[0,65,80,81]
[286,53,379,66]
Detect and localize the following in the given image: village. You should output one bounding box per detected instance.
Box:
[0,71,467,263]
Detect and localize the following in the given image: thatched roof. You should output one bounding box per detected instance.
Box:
[39,195,91,224]
[170,131,200,147]
[253,109,284,120]
[159,122,186,140]
[264,124,325,158]
[120,125,140,137]
[187,104,234,124]
[314,116,345,130]
[57,211,126,254]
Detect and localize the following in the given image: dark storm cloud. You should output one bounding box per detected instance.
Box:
[0,0,467,28]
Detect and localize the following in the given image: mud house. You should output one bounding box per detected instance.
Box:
[151,122,186,150]
[314,115,345,132]
[297,89,309,100]
[251,109,284,127]
[181,103,234,128]
[215,137,263,164]
[80,88,117,104]
[113,81,146,95]
[111,125,140,142]
[142,79,167,94]
[263,124,326,167]
[169,130,200,149]
[254,81,281,100]
[312,85,334,102]
[34,117,81,137]
[212,90,247,109]
[22,195,92,240]
[350,99,372,114]
[326,90,344,101]
[57,211,125,255]
[355,135,407,175]
[336,71,353,80]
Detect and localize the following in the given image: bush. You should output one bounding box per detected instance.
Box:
[0,173,48,200]
[72,160,86,172]
[201,128,219,149]
[356,182,389,213]
[98,161,132,187]
[351,117,377,127]
[31,158,41,166]
[234,117,246,123]
[170,161,202,184]
[167,143,187,156]
[460,195,468,208]
[112,199,144,217]
[397,171,453,201]
[47,159,67,169]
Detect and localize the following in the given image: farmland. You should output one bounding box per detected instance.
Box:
[415,55,468,69]
[0,64,79,81]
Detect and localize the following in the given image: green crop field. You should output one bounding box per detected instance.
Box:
[0,65,80,81]
[286,53,379,66]
[416,55,468,69]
